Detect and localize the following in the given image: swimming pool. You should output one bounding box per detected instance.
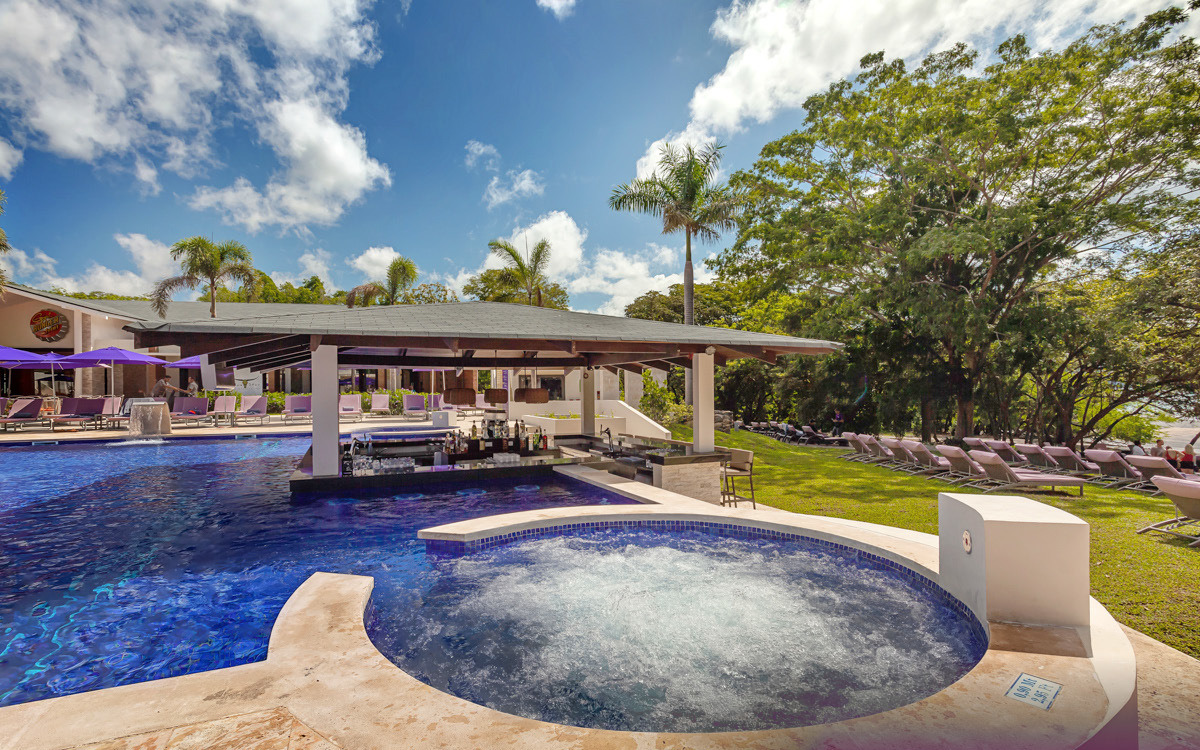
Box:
[0,437,634,707]
[368,528,987,732]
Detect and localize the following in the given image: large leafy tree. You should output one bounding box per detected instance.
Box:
[151,237,257,318]
[610,143,744,329]
[720,10,1200,436]
[487,239,554,306]
[346,255,419,307]
[462,268,568,309]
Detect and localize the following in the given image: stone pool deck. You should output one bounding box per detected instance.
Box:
[0,461,1197,749]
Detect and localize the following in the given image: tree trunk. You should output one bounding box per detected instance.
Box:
[955,397,974,439]
[683,229,694,406]
[209,282,217,318]
[920,397,934,443]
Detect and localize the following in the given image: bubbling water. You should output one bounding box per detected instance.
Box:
[367,530,985,733]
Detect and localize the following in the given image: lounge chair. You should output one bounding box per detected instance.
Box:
[1042,446,1100,477]
[49,397,106,431]
[1125,455,1200,494]
[904,441,954,479]
[963,437,988,451]
[428,393,442,411]
[802,425,835,445]
[1083,449,1144,489]
[101,396,128,429]
[720,447,756,509]
[984,440,1027,464]
[282,395,312,423]
[969,450,1087,496]
[0,398,44,431]
[369,393,391,417]
[1138,476,1200,546]
[338,394,364,422]
[234,395,269,426]
[840,432,874,462]
[402,393,427,420]
[935,445,993,487]
[1014,444,1064,473]
[211,395,238,426]
[859,435,898,466]
[879,437,921,472]
[170,396,212,426]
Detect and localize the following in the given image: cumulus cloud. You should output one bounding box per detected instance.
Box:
[31,233,176,296]
[0,247,56,281]
[637,0,1176,175]
[464,140,501,171]
[536,0,577,20]
[0,139,23,179]
[270,248,337,292]
[0,0,389,233]
[348,245,404,280]
[484,169,545,210]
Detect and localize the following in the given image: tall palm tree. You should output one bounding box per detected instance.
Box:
[0,188,11,296]
[609,142,744,328]
[346,255,418,307]
[151,236,256,318]
[488,238,552,306]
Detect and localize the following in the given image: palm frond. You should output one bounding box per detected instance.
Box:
[385,256,419,301]
[346,282,384,308]
[529,239,552,277]
[151,274,199,317]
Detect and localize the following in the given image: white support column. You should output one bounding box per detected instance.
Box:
[693,350,715,453]
[581,368,596,435]
[311,345,340,477]
[599,369,620,401]
[623,369,643,408]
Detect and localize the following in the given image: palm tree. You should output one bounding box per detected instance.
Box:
[0,188,11,296]
[346,255,418,307]
[151,236,257,318]
[609,142,744,328]
[488,238,552,306]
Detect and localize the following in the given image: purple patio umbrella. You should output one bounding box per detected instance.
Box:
[168,355,204,369]
[0,345,47,364]
[7,352,70,394]
[56,346,172,368]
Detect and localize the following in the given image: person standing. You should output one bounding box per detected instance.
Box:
[831,408,845,437]
[151,376,186,407]
[186,377,200,397]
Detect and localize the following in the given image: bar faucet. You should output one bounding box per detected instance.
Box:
[601,427,614,454]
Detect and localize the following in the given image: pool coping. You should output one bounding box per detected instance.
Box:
[0,467,1135,750]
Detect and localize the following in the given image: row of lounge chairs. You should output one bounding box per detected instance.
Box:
[740,421,848,446]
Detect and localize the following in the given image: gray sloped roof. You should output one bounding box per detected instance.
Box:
[3,283,334,322]
[126,301,841,352]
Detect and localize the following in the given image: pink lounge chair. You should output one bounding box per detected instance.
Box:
[170,396,212,426]
[1139,476,1200,546]
[211,395,238,426]
[1125,455,1200,494]
[402,393,427,420]
[0,398,44,431]
[984,439,1027,464]
[963,437,988,451]
[101,396,129,429]
[234,395,269,426]
[968,449,1087,497]
[283,395,312,423]
[49,397,106,431]
[338,394,364,422]
[935,445,993,487]
[1042,446,1100,477]
[1083,449,1144,489]
[840,433,875,462]
[879,437,921,472]
[902,440,954,479]
[369,393,391,417]
[1014,444,1064,473]
[859,434,897,465]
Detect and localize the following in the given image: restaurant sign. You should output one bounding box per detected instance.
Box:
[30,309,70,343]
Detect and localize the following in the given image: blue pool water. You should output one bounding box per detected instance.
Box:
[367,529,987,732]
[0,437,633,707]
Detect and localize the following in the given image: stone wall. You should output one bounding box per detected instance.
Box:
[714,409,735,432]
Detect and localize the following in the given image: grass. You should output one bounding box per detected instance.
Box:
[673,425,1200,659]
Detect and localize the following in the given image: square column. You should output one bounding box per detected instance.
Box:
[581,368,596,435]
[312,345,340,477]
[693,350,715,452]
[623,369,643,408]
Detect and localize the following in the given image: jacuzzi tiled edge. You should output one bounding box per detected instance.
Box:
[423,517,988,653]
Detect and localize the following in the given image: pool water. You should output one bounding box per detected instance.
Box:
[0,437,633,707]
[367,530,987,732]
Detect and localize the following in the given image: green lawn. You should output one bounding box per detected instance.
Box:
[672,426,1200,659]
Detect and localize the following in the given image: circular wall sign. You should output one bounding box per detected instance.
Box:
[30,309,70,343]
[962,529,973,554]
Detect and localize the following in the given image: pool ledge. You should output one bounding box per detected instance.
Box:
[0,507,1137,750]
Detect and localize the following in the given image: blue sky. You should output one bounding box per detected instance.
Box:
[0,0,1179,314]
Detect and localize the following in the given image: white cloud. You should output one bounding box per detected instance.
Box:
[0,139,23,179]
[0,247,55,280]
[464,140,500,171]
[637,0,1176,175]
[269,248,336,291]
[32,233,175,296]
[635,123,717,181]
[484,169,545,210]
[536,0,577,20]
[0,0,389,233]
[348,245,403,280]
[497,210,587,281]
